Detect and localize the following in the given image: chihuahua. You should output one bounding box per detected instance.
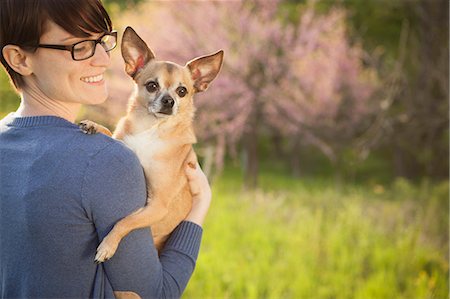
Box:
[81,26,223,263]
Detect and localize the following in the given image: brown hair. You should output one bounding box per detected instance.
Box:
[0,0,112,91]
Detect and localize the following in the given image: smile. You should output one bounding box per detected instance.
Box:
[80,74,103,83]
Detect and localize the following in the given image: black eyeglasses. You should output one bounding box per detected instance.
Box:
[35,31,117,61]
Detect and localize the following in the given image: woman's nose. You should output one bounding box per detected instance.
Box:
[90,43,110,67]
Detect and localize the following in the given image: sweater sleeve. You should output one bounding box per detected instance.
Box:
[81,141,202,298]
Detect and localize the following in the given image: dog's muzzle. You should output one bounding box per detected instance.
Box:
[158,95,174,115]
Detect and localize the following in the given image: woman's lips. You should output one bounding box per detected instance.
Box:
[80,74,104,83]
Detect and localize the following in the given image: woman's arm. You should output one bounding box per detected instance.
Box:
[184,162,212,227]
[82,142,208,298]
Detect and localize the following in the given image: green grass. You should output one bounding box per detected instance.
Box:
[184,169,449,299]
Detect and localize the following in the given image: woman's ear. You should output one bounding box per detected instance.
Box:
[2,45,33,76]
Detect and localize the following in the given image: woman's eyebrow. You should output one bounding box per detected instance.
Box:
[59,36,78,42]
[60,33,103,43]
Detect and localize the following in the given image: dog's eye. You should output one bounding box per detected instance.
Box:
[176,86,187,98]
[145,81,159,93]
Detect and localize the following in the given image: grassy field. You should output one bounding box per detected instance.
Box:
[184,168,449,299]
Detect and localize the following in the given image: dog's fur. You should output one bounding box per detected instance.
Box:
[81,27,223,262]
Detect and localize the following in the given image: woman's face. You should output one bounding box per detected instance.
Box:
[27,20,111,105]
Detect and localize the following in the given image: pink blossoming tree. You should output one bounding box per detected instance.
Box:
[104,0,378,187]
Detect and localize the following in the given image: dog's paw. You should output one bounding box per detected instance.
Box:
[79,120,99,135]
[95,236,119,263]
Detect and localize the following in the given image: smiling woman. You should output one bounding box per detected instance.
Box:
[12,19,114,118]
[0,0,114,121]
[0,0,113,90]
[0,0,212,298]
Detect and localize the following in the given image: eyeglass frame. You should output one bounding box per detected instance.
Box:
[33,31,117,61]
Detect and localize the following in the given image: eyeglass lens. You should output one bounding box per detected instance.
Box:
[73,34,116,61]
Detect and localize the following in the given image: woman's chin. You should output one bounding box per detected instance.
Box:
[84,91,108,105]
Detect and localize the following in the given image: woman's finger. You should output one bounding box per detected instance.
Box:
[185,163,201,195]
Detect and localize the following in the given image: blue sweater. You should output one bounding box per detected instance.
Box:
[0,114,202,299]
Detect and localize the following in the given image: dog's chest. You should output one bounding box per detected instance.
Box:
[123,129,166,170]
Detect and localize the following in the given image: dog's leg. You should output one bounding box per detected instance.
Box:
[79,120,113,137]
[112,117,131,140]
[95,199,168,263]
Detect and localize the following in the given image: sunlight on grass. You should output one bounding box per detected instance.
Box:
[184,172,449,299]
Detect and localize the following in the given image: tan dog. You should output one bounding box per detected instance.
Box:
[81,27,223,263]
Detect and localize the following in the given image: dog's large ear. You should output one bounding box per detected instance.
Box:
[121,27,155,78]
[186,50,224,93]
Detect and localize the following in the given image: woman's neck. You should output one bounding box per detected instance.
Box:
[15,81,81,123]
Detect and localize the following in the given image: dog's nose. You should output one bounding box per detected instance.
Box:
[161,95,174,108]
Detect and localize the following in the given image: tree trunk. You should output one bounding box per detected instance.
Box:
[333,155,344,192]
[412,0,449,177]
[393,142,407,178]
[290,137,302,178]
[243,128,259,189]
[242,97,261,189]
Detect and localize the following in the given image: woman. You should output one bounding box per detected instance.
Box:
[0,0,212,298]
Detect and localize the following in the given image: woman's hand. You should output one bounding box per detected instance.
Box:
[184,162,212,227]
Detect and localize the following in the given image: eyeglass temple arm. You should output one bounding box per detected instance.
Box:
[37,44,72,51]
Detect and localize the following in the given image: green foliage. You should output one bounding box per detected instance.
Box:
[184,169,449,299]
[102,0,145,15]
[282,0,449,180]
[337,0,418,59]
[0,70,19,119]
[255,135,395,185]
[284,0,419,60]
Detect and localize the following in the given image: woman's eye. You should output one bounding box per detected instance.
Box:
[145,81,159,92]
[74,43,89,53]
[176,86,187,98]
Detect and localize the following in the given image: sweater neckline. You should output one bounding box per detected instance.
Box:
[5,113,79,129]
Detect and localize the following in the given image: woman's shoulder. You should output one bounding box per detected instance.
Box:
[79,133,147,218]
[0,113,15,133]
[77,132,141,169]
[79,133,146,199]
[0,113,14,126]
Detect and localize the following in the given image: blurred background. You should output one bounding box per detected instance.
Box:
[1,0,448,298]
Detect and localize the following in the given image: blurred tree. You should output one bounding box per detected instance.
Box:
[390,0,449,178]
[334,0,448,179]
[263,4,378,182]
[107,0,378,187]
[286,0,449,180]
[102,0,144,11]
